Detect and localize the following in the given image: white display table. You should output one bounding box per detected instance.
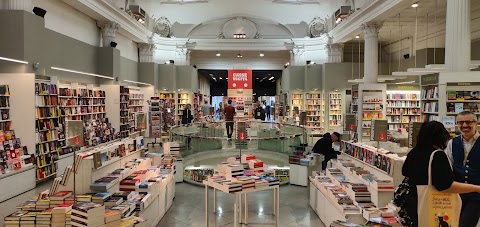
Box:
[203,180,279,227]
[290,164,322,187]
[0,165,36,202]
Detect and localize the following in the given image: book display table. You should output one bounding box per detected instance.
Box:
[0,165,36,202]
[203,180,279,227]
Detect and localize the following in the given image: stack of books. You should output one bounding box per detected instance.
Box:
[36,208,53,227]
[20,212,38,226]
[363,207,382,220]
[131,194,151,213]
[90,176,120,191]
[345,183,372,206]
[120,179,140,192]
[71,203,105,227]
[247,159,263,171]
[241,154,256,163]
[4,210,28,227]
[111,201,136,218]
[91,192,112,205]
[104,197,124,207]
[232,176,255,190]
[254,180,270,189]
[51,203,73,227]
[111,191,136,201]
[65,211,72,227]
[50,191,73,207]
[17,200,36,211]
[36,199,50,210]
[75,195,92,203]
[104,209,122,227]
[224,164,244,180]
[371,179,394,191]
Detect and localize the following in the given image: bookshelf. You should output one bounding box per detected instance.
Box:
[420,74,440,122]
[350,84,358,114]
[120,86,130,138]
[0,85,11,131]
[329,92,343,129]
[35,81,61,182]
[149,97,162,139]
[357,84,387,142]
[386,87,421,131]
[177,93,190,125]
[291,93,304,123]
[305,92,324,131]
[159,92,175,131]
[193,93,200,122]
[128,89,144,134]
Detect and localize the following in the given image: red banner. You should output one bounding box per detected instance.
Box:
[228,70,252,89]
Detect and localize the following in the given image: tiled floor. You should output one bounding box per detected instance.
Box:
[156,183,326,227]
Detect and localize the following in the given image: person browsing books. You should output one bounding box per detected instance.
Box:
[224,100,236,139]
[181,104,193,125]
[444,111,480,227]
[401,121,480,227]
[312,132,341,170]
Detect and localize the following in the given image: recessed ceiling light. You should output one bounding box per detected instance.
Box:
[219,77,222,80]
[259,53,265,57]
[268,77,274,80]
[355,35,360,39]
[216,52,221,57]
[411,2,418,8]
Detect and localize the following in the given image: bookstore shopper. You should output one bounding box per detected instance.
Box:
[444,111,480,227]
[401,121,480,227]
[224,100,236,139]
[312,132,341,170]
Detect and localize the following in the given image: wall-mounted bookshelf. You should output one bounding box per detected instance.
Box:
[0,85,11,131]
[329,92,342,128]
[350,84,358,114]
[305,93,324,131]
[386,88,421,131]
[129,89,144,134]
[35,81,61,182]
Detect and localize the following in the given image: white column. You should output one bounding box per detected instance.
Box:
[361,23,382,84]
[138,42,155,63]
[326,43,344,63]
[290,47,305,66]
[2,0,32,11]
[175,47,190,65]
[445,0,470,72]
[96,22,120,47]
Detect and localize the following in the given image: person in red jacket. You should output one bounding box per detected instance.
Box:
[224,99,236,139]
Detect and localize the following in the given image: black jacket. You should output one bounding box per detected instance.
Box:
[181,108,193,125]
[312,137,335,156]
[254,107,266,120]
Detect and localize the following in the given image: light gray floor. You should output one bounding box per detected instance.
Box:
[156,183,326,227]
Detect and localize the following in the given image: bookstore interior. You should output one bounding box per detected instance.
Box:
[0,0,479,226]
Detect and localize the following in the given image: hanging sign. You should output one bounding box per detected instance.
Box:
[344,114,356,131]
[228,70,252,89]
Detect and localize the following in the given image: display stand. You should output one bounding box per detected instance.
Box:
[356,84,387,142]
[129,88,145,135]
[350,84,359,114]
[0,165,36,202]
[147,97,162,147]
[176,92,190,125]
[289,164,322,187]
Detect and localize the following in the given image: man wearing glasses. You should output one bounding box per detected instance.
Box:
[445,111,480,227]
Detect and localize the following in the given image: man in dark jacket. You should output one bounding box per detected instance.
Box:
[181,104,193,125]
[254,103,266,121]
[312,132,341,170]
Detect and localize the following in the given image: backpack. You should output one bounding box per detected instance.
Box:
[393,177,414,226]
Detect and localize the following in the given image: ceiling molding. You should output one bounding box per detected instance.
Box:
[62,0,151,43]
[328,0,404,43]
[158,0,208,4]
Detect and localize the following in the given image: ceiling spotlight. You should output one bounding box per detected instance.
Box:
[411,2,418,7]
[268,77,274,80]
[237,53,243,58]
[219,77,222,80]
[256,78,259,80]
[355,35,360,39]
[335,17,342,24]
[259,53,265,57]
[216,52,221,57]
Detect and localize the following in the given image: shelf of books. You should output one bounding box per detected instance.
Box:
[357,84,387,142]
[305,92,324,131]
[291,93,304,123]
[420,74,440,122]
[35,81,62,182]
[329,92,342,129]
[193,93,200,122]
[128,89,145,135]
[119,86,130,138]
[184,167,214,184]
[350,84,359,114]
[6,136,176,227]
[149,97,162,139]
[0,84,36,202]
[309,140,405,226]
[386,86,421,131]
[176,93,190,125]
[159,92,175,131]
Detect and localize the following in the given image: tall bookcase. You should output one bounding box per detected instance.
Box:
[350,84,359,114]
[420,74,440,122]
[159,92,175,131]
[386,85,421,131]
[329,92,342,129]
[291,93,304,124]
[305,92,324,131]
[177,93,190,125]
[119,86,130,138]
[356,84,387,142]
[129,88,144,134]
[35,81,61,182]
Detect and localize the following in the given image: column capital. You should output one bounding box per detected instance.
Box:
[326,43,344,52]
[360,23,383,38]
[138,42,156,63]
[2,0,32,11]
[97,21,120,47]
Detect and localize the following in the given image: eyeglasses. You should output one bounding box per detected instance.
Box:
[457,121,477,125]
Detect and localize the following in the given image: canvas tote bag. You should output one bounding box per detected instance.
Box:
[417,150,462,227]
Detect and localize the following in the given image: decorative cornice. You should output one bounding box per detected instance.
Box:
[62,0,151,43]
[326,43,344,53]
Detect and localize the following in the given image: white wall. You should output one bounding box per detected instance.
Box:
[0,74,36,155]
[32,0,100,46]
[116,33,139,61]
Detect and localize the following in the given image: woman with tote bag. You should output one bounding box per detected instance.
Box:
[401,121,480,227]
